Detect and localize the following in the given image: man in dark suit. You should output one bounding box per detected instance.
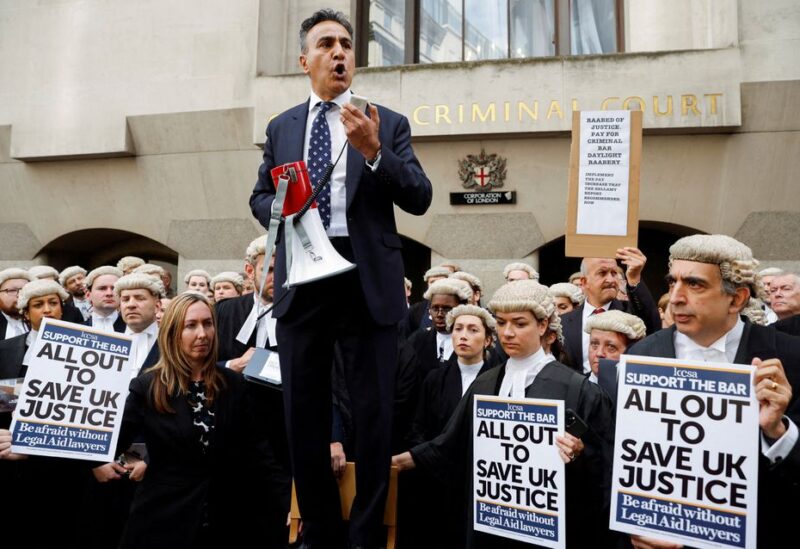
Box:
[561,247,660,374]
[626,234,799,548]
[0,269,34,342]
[249,9,432,548]
[113,273,162,377]
[83,266,126,334]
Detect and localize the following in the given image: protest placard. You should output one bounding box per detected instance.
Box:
[474,395,565,548]
[10,318,133,462]
[610,355,759,549]
[565,110,642,258]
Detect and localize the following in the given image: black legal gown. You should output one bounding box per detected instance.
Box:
[411,360,616,549]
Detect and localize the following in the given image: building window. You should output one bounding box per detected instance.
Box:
[358,0,622,67]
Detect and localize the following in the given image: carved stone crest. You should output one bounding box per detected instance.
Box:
[458,149,507,192]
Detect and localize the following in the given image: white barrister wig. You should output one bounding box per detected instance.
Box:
[423,278,473,303]
[58,266,87,287]
[549,282,585,306]
[245,235,267,265]
[134,264,166,278]
[669,234,764,299]
[450,271,483,292]
[741,299,769,326]
[438,262,461,273]
[114,273,165,298]
[583,309,647,342]
[17,279,69,312]
[116,256,145,272]
[85,266,124,289]
[404,277,412,291]
[502,262,540,281]
[488,280,563,344]
[27,266,59,280]
[0,268,34,288]
[423,266,452,282]
[212,271,244,292]
[445,304,496,333]
[758,267,785,277]
[183,269,211,285]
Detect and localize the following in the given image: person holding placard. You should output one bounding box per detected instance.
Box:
[393,280,616,548]
[561,249,660,374]
[0,279,85,546]
[626,234,800,548]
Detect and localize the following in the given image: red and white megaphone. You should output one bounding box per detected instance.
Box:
[270,161,356,287]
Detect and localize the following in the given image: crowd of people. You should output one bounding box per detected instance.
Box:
[1,7,799,549]
[0,232,797,548]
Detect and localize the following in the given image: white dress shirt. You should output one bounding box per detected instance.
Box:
[305,89,351,237]
[73,296,92,321]
[673,318,798,463]
[435,331,454,362]
[458,360,484,396]
[2,312,27,339]
[91,310,120,334]
[581,301,611,373]
[125,321,158,378]
[499,347,552,399]
[22,330,38,366]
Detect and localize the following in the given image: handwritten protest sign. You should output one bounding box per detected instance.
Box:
[610,355,759,549]
[474,396,565,548]
[565,110,642,258]
[10,318,133,462]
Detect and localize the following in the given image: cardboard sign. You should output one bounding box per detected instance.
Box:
[566,110,642,258]
[610,355,759,549]
[10,318,133,462]
[473,396,566,548]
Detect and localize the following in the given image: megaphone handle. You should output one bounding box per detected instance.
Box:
[294,141,348,222]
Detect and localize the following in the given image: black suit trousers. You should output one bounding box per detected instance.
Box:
[276,240,397,547]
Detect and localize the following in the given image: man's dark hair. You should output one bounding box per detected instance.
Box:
[299,9,354,53]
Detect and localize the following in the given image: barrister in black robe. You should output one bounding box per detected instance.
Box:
[561,251,661,371]
[84,313,126,333]
[629,320,800,548]
[0,280,86,547]
[773,312,800,337]
[393,281,616,549]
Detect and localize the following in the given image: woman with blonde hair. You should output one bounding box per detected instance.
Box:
[114,292,287,548]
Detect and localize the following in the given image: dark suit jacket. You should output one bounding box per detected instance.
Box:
[412,361,616,548]
[0,333,27,380]
[116,368,290,548]
[628,320,800,548]
[561,282,661,368]
[83,314,126,333]
[773,313,800,337]
[250,99,432,326]
[62,297,87,323]
[408,356,494,447]
[215,293,257,362]
[0,314,8,341]
[404,327,446,384]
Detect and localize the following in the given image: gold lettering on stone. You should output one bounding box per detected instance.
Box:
[704,93,722,115]
[435,104,452,124]
[413,105,431,126]
[653,95,673,116]
[517,101,538,121]
[458,104,464,123]
[681,94,701,116]
[601,96,620,110]
[546,100,563,119]
[622,96,646,111]
[504,101,511,122]
[472,103,496,122]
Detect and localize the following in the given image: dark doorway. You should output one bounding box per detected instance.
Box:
[38,229,178,271]
[537,222,703,297]
[400,235,431,304]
